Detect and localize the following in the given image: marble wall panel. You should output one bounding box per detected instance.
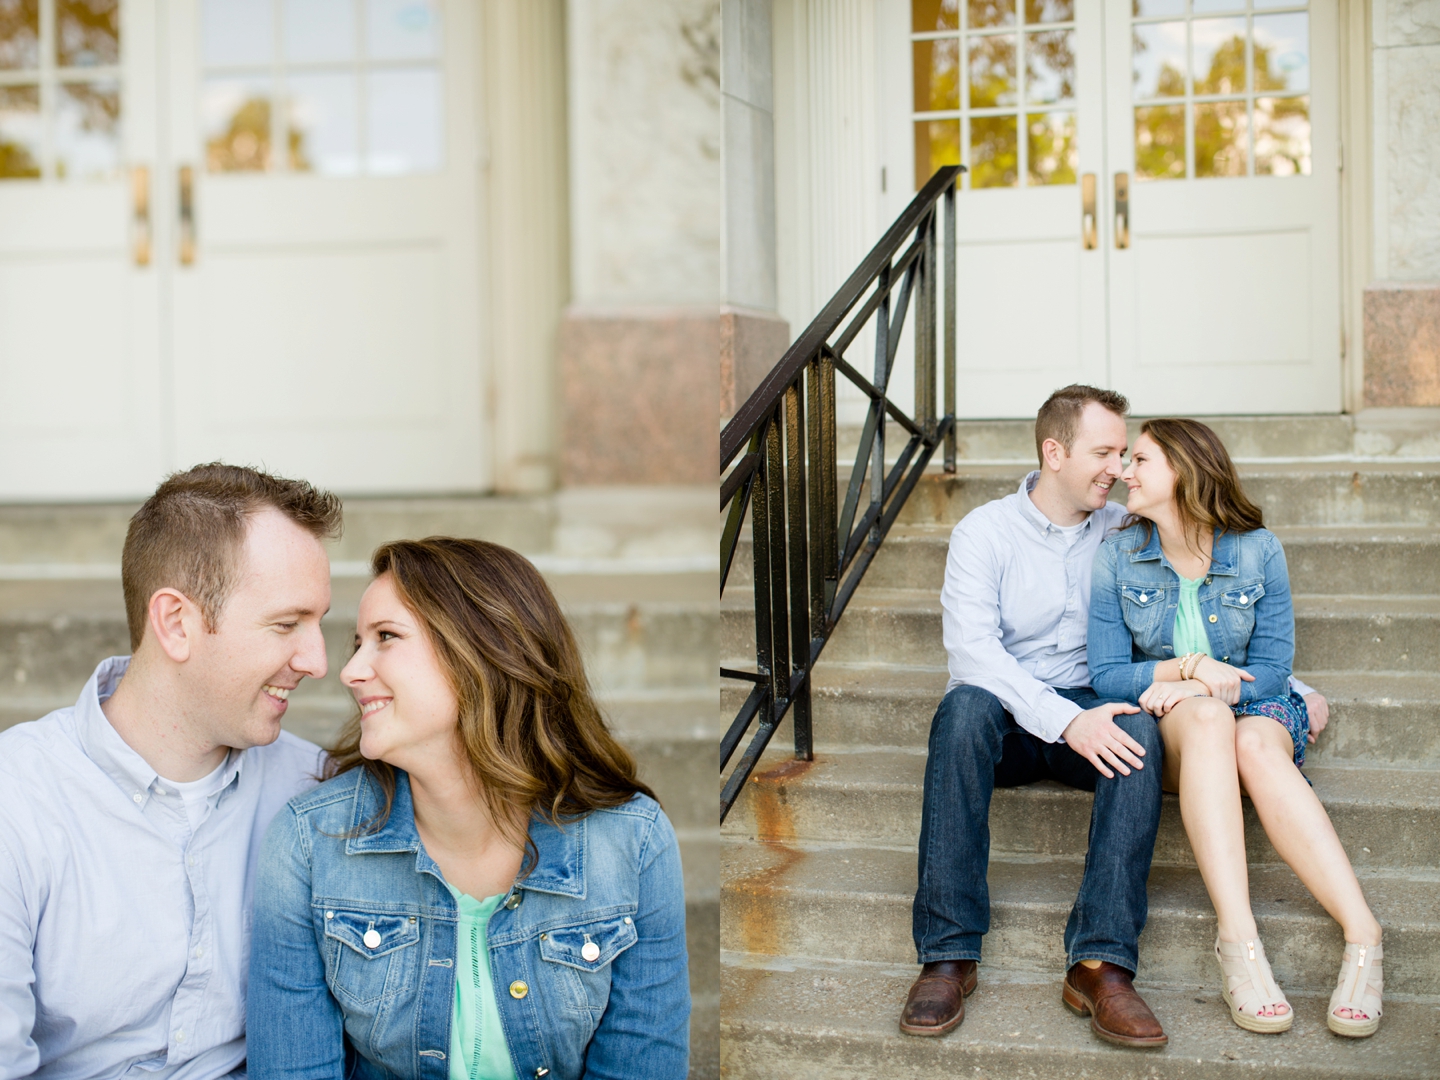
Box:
[1384,45,1440,280]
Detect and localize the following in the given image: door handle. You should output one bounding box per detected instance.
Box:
[178,165,196,266]
[131,165,150,266]
[1081,173,1097,249]
[1114,172,1130,249]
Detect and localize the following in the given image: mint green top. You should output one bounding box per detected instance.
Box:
[1172,573,1213,659]
[444,885,518,1080]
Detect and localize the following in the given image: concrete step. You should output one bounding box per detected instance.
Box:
[720,956,1438,1080]
[721,749,1440,872]
[720,667,1440,767]
[730,524,1440,598]
[720,838,1440,995]
[722,590,1440,675]
[886,462,1440,529]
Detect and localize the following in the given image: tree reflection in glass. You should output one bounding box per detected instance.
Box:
[1135,104,1183,179]
[55,80,119,179]
[971,114,1017,187]
[1027,111,1076,185]
[915,117,962,187]
[0,0,39,69]
[57,0,118,67]
[914,37,960,112]
[0,83,40,178]
[1255,95,1309,175]
[969,33,1016,108]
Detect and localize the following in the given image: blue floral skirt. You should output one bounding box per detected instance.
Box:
[1233,691,1310,769]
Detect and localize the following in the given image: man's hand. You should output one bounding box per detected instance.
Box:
[1194,656,1255,704]
[1061,702,1145,779]
[1304,692,1329,744]
[1139,679,1209,718]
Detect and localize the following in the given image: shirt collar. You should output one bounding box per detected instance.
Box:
[75,656,245,807]
[1014,470,1094,538]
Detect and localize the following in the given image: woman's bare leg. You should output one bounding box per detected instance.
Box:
[1234,715,1383,1018]
[1159,697,1286,1016]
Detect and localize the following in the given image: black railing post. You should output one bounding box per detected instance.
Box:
[719,164,964,822]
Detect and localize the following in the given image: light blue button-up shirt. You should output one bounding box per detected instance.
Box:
[0,657,323,1080]
[941,471,1128,742]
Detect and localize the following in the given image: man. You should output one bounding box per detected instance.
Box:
[0,464,343,1079]
[901,385,1170,1047]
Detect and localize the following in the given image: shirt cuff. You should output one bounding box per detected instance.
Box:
[1024,691,1084,744]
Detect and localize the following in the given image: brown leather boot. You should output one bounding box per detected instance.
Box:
[1063,961,1168,1047]
[899,960,978,1036]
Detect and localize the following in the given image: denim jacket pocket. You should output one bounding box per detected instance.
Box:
[1120,583,1166,645]
[539,913,639,1013]
[1219,582,1264,645]
[324,910,421,1007]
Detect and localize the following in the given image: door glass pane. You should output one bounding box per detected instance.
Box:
[914,38,960,111]
[1255,95,1309,175]
[1026,29,1074,104]
[56,0,118,67]
[1192,17,1246,95]
[284,0,355,63]
[204,77,272,171]
[0,83,40,177]
[1135,103,1184,179]
[1026,111,1075,184]
[1132,22,1185,99]
[1191,0,1243,14]
[1133,0,1183,16]
[1253,13,1308,93]
[1024,0,1072,24]
[968,0,1014,27]
[203,0,273,66]
[969,34,1016,107]
[914,0,960,31]
[915,117,961,185]
[1195,100,1247,176]
[366,0,439,60]
[55,79,118,178]
[0,0,38,70]
[287,72,358,174]
[366,67,441,173]
[970,114,1017,187]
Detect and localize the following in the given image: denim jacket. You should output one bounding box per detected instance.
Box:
[247,768,689,1080]
[1088,524,1294,705]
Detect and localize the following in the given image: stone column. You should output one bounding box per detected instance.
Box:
[721,0,791,417]
[560,0,721,484]
[1363,0,1440,406]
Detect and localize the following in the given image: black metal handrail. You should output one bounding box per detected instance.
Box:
[720,165,962,821]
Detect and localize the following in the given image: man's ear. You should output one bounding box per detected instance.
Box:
[147,588,201,663]
[1040,437,1069,473]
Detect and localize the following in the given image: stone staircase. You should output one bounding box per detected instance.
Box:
[720,417,1440,1078]
[0,490,718,1080]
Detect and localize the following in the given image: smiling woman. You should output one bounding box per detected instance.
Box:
[246,537,691,1080]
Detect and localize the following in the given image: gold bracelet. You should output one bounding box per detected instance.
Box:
[1185,653,1203,681]
[1175,653,1193,681]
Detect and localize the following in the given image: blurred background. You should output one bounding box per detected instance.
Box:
[0,0,719,1074]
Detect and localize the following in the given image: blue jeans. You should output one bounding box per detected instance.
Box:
[913,684,1163,974]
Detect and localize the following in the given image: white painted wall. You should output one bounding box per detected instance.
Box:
[723,0,779,311]
[567,0,723,306]
[1372,0,1440,281]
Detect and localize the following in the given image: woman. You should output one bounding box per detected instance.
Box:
[1088,419,1382,1038]
[248,538,690,1078]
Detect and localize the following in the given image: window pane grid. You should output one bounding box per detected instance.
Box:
[911,0,1075,190]
[1132,0,1309,179]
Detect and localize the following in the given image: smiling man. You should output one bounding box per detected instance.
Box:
[0,464,342,1080]
[901,385,1171,1048]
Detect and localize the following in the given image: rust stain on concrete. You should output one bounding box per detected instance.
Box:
[727,755,819,961]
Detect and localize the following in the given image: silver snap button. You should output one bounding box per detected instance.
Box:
[363,929,382,949]
[623,917,632,924]
[505,892,522,910]
[582,941,600,962]
[325,911,334,919]
[1239,595,1248,604]
[1209,614,1218,623]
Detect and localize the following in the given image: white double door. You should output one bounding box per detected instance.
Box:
[878,0,1340,418]
[0,0,484,499]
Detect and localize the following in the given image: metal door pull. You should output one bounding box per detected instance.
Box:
[1081,173,1097,250]
[131,165,151,267]
[1114,172,1130,249]
[178,165,196,266]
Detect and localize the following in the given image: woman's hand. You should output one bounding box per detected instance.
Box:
[1304,691,1330,743]
[1140,679,1210,717]
[1194,656,1255,704]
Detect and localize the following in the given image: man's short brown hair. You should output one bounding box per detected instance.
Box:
[1034,384,1130,466]
[121,463,343,650]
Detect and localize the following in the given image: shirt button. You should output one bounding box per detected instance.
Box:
[194,947,203,958]
[133,794,143,804]
[509,980,529,999]
[175,1030,185,1043]
[1209,614,1218,623]
[187,856,195,867]
[363,929,382,949]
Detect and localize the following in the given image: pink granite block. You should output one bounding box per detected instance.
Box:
[720,307,791,420]
[1364,284,1440,407]
[559,307,719,485]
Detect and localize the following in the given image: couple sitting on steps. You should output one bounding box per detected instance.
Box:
[900,385,1385,1046]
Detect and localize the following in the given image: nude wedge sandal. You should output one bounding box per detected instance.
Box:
[1215,936,1293,1033]
[1328,941,1383,1038]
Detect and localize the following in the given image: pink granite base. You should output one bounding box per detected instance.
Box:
[720,306,792,419]
[1364,283,1440,407]
[559,307,719,485]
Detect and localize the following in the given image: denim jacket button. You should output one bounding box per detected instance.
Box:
[582,941,601,962]
[505,891,523,910]
[1208,614,1218,623]
[509,981,529,999]
[363,929,382,949]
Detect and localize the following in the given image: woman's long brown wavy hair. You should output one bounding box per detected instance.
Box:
[324,537,657,858]
[1123,418,1265,551]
